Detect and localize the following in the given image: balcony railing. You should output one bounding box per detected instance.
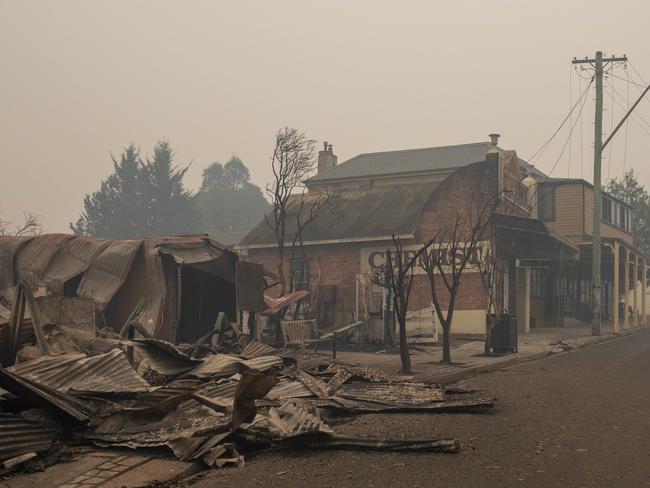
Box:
[503,170,532,212]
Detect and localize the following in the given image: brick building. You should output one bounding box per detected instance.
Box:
[239,135,647,341]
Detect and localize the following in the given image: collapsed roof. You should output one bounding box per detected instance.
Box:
[0,234,239,341]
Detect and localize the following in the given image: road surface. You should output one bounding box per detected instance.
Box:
[194,329,650,488]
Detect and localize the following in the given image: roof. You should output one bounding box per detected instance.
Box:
[240,183,440,247]
[494,213,579,253]
[308,142,543,184]
[0,234,238,338]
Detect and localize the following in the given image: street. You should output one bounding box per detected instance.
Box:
[193,329,650,488]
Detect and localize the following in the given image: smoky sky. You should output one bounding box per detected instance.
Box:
[1,0,649,232]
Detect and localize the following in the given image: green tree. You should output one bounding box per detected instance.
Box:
[71,144,145,238]
[196,156,270,236]
[143,141,198,236]
[71,141,198,238]
[606,170,650,256]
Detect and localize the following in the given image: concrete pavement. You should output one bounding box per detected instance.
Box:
[333,324,649,384]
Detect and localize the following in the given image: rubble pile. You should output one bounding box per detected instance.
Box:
[0,325,494,473]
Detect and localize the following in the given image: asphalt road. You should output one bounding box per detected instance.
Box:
[192,330,650,488]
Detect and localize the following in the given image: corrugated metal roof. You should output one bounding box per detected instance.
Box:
[336,382,445,406]
[9,349,150,394]
[241,184,439,246]
[189,354,284,379]
[0,236,35,294]
[0,413,58,462]
[13,234,73,290]
[308,142,494,183]
[134,339,202,377]
[77,239,143,309]
[266,379,313,401]
[43,236,110,294]
[240,340,278,359]
[0,368,94,422]
[154,236,229,264]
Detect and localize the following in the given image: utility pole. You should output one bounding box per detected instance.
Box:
[572,52,627,336]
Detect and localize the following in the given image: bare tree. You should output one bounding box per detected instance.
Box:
[415,196,497,364]
[265,128,317,295]
[0,213,42,237]
[376,235,419,373]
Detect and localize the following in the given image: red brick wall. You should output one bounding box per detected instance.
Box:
[244,159,500,327]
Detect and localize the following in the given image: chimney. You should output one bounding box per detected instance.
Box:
[317,141,337,175]
[489,133,501,146]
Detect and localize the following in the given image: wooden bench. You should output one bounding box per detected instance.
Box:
[280,319,319,349]
[280,319,363,358]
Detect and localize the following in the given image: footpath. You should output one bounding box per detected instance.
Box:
[334,324,650,384]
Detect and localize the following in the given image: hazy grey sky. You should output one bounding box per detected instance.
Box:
[1,0,649,232]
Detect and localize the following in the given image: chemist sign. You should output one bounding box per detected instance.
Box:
[360,242,486,275]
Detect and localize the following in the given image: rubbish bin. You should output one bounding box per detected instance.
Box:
[488,314,518,353]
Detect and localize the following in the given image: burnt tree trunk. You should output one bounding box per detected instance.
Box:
[397,310,411,373]
[441,322,452,364]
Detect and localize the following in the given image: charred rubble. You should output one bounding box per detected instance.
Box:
[0,234,494,475]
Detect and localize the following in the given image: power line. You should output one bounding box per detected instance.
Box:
[608,84,650,132]
[609,72,645,89]
[568,64,573,177]
[528,75,594,163]
[579,69,584,178]
[624,66,630,173]
[546,77,593,177]
[629,61,648,85]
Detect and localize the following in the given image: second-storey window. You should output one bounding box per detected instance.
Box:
[538,186,555,221]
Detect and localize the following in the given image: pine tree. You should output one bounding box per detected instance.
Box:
[71,141,198,238]
[71,144,145,238]
[142,140,198,236]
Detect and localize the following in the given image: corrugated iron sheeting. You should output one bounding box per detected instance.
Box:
[0,368,93,423]
[240,340,278,359]
[134,339,202,377]
[189,354,284,379]
[336,382,445,406]
[13,234,73,291]
[77,239,143,309]
[265,379,313,401]
[0,413,58,462]
[0,236,35,294]
[154,236,225,264]
[43,236,110,294]
[9,349,150,394]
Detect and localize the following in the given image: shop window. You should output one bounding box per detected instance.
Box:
[538,186,555,221]
[530,269,544,299]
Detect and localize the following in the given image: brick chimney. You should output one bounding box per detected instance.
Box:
[317,141,337,175]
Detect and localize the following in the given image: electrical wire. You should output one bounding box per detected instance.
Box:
[528,75,594,164]
[568,64,573,177]
[624,66,630,173]
[546,77,593,177]
[609,84,650,132]
[579,69,584,178]
[607,64,615,181]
